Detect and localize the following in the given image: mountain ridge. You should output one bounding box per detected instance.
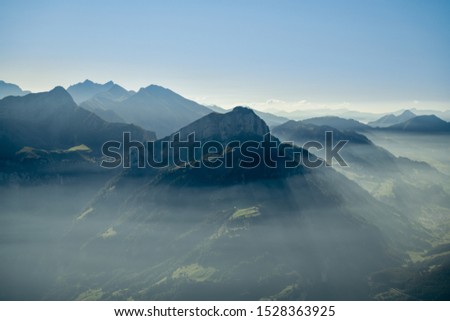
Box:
[0,80,31,99]
[384,115,450,133]
[369,110,416,128]
[67,79,115,104]
[81,83,214,137]
[0,87,155,159]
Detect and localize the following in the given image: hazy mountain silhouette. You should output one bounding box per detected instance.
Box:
[302,116,370,131]
[408,108,450,121]
[67,80,115,104]
[273,120,388,167]
[80,83,284,135]
[271,108,386,123]
[83,84,214,137]
[385,115,450,133]
[0,87,155,159]
[273,120,371,144]
[369,110,416,128]
[0,80,30,99]
[80,84,132,123]
[272,119,448,184]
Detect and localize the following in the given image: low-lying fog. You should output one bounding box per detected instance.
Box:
[0,131,449,300]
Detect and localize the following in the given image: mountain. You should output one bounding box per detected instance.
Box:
[386,115,450,133]
[86,84,215,137]
[0,80,30,99]
[266,107,450,123]
[81,83,287,135]
[270,108,385,123]
[202,105,291,127]
[67,80,115,104]
[80,84,132,123]
[369,110,416,128]
[97,83,132,101]
[168,106,269,142]
[50,108,432,301]
[302,116,370,131]
[272,120,450,246]
[272,120,401,178]
[153,107,295,184]
[272,120,371,145]
[407,108,450,122]
[88,83,133,103]
[0,87,155,159]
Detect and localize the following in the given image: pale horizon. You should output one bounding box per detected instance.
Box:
[2,78,449,115]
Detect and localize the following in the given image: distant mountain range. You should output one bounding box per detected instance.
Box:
[272,119,401,178]
[67,80,117,104]
[293,113,450,134]
[267,107,450,123]
[269,108,385,123]
[407,108,450,122]
[0,80,30,99]
[302,116,370,131]
[78,83,132,123]
[3,80,450,135]
[78,81,291,136]
[384,115,450,133]
[369,110,416,128]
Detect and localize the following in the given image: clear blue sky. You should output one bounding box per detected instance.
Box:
[1,0,449,112]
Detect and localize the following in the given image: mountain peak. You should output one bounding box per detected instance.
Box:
[388,114,450,132]
[0,87,78,126]
[50,85,67,93]
[174,106,269,142]
[145,84,165,90]
[0,80,31,99]
[140,84,175,96]
[303,116,369,131]
[415,114,444,122]
[369,109,416,128]
[399,110,415,118]
[106,84,129,96]
[47,86,75,104]
[67,80,115,104]
[231,106,255,115]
